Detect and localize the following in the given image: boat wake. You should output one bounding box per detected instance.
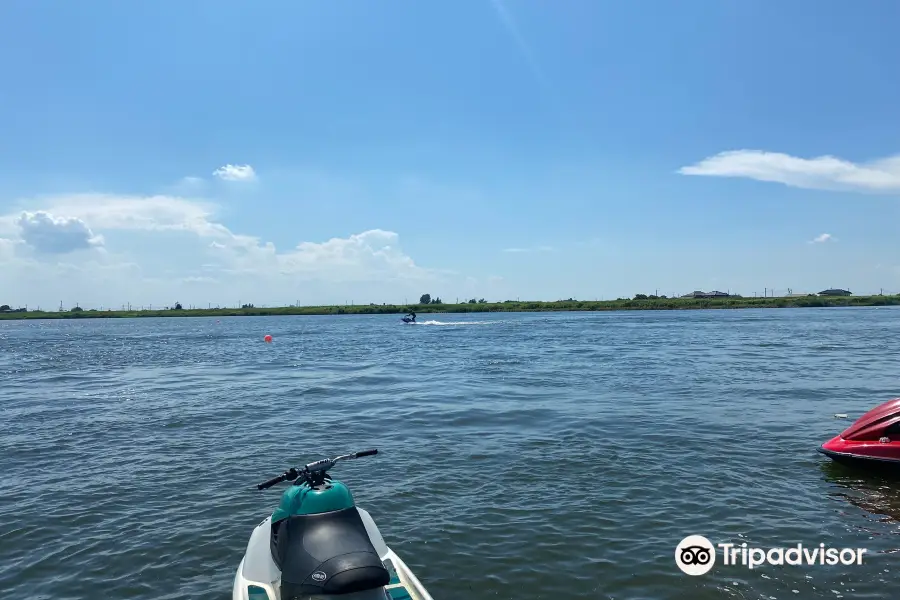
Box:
[415,319,494,326]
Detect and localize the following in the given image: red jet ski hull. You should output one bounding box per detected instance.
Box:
[818,397,900,470]
[819,435,900,469]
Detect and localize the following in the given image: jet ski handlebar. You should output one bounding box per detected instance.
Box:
[256,449,378,490]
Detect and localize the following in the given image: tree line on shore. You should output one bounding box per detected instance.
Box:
[2,292,899,320]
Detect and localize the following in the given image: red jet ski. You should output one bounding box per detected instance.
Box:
[819,397,900,470]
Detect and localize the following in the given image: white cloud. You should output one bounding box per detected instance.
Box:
[502,245,555,253]
[212,164,256,182]
[208,226,435,283]
[678,150,900,193]
[0,194,217,234]
[16,211,104,254]
[0,237,19,261]
[0,192,447,308]
[809,233,834,244]
[283,230,422,278]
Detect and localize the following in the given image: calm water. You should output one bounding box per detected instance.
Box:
[2,308,900,599]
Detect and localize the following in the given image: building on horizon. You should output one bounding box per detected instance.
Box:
[817,288,852,296]
[680,290,734,299]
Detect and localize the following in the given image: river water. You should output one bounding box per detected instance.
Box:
[2,308,899,599]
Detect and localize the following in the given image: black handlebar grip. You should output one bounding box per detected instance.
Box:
[257,474,285,490]
[356,449,378,457]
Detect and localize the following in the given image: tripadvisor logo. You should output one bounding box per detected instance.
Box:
[675,536,868,574]
[675,535,716,575]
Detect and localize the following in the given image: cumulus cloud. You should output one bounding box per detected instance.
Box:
[293,230,423,278]
[0,192,446,307]
[0,194,216,233]
[209,227,434,283]
[0,237,19,261]
[16,211,104,254]
[678,150,900,193]
[809,233,834,244]
[212,164,256,182]
[2,195,428,280]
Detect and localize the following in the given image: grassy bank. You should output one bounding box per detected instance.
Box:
[1,294,899,320]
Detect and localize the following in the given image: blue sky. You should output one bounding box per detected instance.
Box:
[2,0,900,309]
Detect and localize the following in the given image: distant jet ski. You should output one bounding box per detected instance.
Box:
[401,311,416,324]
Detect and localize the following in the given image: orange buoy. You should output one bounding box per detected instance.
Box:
[264,334,273,343]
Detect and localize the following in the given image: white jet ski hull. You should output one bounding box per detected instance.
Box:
[232,507,434,600]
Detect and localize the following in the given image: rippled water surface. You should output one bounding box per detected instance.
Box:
[3,308,900,599]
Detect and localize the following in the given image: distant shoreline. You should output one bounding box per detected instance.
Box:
[1,295,897,320]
